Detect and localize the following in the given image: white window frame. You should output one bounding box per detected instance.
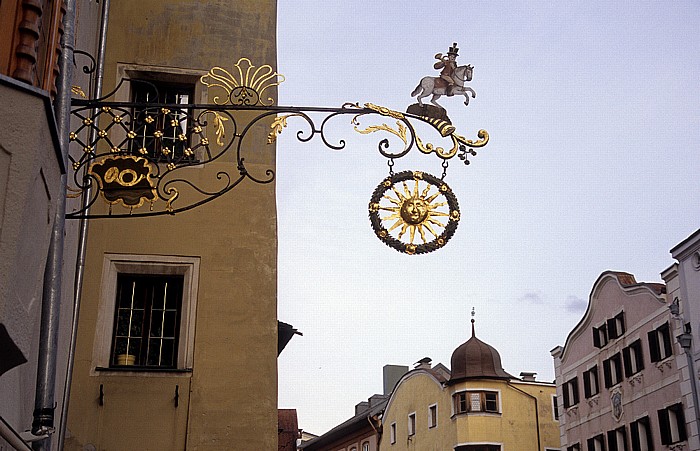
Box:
[408,412,416,436]
[428,403,438,428]
[91,253,200,373]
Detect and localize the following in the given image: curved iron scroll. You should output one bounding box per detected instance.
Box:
[67,97,488,219]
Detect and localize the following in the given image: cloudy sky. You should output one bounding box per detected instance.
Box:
[275,0,700,435]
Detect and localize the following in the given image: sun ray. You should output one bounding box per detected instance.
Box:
[402,181,411,197]
[397,223,409,239]
[413,180,420,198]
[424,223,440,238]
[392,186,406,201]
[388,219,404,232]
[379,206,399,212]
[383,213,401,221]
[425,192,441,203]
[409,225,416,243]
[427,201,448,209]
[427,217,445,228]
[421,185,432,198]
[383,194,401,205]
[429,211,450,217]
[417,224,428,243]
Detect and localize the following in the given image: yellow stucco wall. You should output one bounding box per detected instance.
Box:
[382,371,559,451]
[65,1,279,450]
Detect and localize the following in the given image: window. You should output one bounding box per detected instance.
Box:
[583,366,599,398]
[603,353,623,388]
[567,445,581,451]
[593,323,609,348]
[453,391,499,414]
[552,395,559,421]
[110,274,183,368]
[563,377,580,408]
[623,340,644,377]
[390,422,396,444]
[648,323,673,362]
[362,442,370,451]
[587,434,605,451]
[428,404,437,428]
[630,416,653,451]
[408,412,416,436]
[128,79,196,162]
[658,403,686,445]
[93,254,200,371]
[607,426,627,451]
[608,312,626,339]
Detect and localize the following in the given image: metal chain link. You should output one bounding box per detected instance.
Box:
[441,159,449,180]
[388,158,395,177]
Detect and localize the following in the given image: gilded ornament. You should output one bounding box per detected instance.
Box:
[178,134,187,142]
[98,130,107,138]
[354,121,408,154]
[201,138,209,145]
[110,147,119,153]
[83,118,93,126]
[212,112,229,146]
[199,58,285,106]
[113,116,122,123]
[184,148,193,157]
[162,147,171,156]
[364,103,404,120]
[83,146,93,153]
[145,115,154,124]
[101,106,111,112]
[153,130,163,138]
[268,114,302,144]
[161,108,170,114]
[193,126,203,134]
[71,86,87,98]
[139,147,148,155]
[170,119,179,127]
[369,171,460,255]
[69,132,77,141]
[88,155,156,210]
[127,131,136,139]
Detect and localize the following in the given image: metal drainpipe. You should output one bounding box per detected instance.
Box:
[31,1,76,450]
[56,1,110,449]
[678,332,700,444]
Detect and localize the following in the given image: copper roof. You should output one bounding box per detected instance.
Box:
[448,324,512,384]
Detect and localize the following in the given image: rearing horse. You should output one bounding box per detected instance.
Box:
[411,64,476,108]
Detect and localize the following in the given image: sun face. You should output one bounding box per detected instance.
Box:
[369,171,460,254]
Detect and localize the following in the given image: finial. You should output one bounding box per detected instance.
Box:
[471,307,475,337]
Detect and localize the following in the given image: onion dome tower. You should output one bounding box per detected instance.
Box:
[448,309,513,385]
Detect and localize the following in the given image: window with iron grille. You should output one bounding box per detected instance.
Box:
[110,273,183,368]
[129,80,195,162]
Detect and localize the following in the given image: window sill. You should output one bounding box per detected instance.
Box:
[451,411,501,419]
[94,366,193,376]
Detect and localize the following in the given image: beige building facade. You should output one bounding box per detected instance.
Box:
[64,1,280,450]
[382,330,560,451]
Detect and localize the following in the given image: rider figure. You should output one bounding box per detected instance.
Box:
[434,43,459,96]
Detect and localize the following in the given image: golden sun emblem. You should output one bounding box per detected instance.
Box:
[369,171,460,254]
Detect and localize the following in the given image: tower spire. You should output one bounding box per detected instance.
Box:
[471,307,475,337]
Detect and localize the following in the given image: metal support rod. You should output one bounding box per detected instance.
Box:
[57,1,110,448]
[31,1,77,450]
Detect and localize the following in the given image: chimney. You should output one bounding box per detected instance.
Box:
[520,372,537,382]
[383,364,409,395]
[414,357,432,370]
[354,401,370,416]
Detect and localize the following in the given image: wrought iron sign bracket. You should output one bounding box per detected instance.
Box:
[67,56,489,254]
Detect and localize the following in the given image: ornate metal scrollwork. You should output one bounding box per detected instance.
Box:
[67,59,488,226]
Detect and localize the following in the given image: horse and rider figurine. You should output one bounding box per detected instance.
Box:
[411,43,476,110]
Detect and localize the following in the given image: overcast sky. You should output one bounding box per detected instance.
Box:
[275,0,700,436]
